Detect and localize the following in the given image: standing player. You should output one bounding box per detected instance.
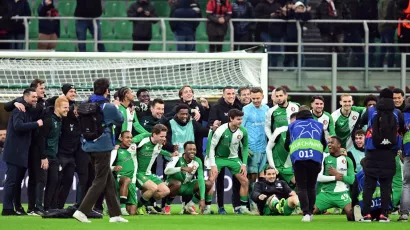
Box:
[313,136,355,221]
[311,96,335,141]
[133,124,178,214]
[331,93,365,150]
[206,109,252,214]
[251,166,299,216]
[163,141,214,215]
[242,87,269,212]
[110,131,138,216]
[265,87,299,138]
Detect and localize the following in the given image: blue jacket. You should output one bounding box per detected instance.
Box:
[403,107,410,156]
[8,0,31,34]
[3,103,40,168]
[81,95,124,153]
[169,0,200,36]
[232,0,253,36]
[38,0,60,36]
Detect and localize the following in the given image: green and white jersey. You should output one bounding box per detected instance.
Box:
[135,137,171,175]
[118,104,147,135]
[265,102,299,138]
[110,144,138,183]
[331,106,365,149]
[266,126,292,169]
[312,111,335,141]
[393,156,403,191]
[317,153,355,193]
[207,123,249,167]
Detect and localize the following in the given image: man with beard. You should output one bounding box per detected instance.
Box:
[0,129,6,157]
[347,130,366,173]
[237,87,251,106]
[311,96,335,142]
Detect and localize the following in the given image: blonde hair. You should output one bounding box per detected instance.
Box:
[55,95,69,108]
[340,93,351,100]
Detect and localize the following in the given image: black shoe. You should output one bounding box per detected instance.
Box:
[15,207,28,215]
[153,205,162,213]
[2,209,17,216]
[34,207,45,216]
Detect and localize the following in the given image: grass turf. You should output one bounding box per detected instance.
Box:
[1,205,409,230]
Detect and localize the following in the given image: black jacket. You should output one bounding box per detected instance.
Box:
[208,97,243,126]
[251,177,293,215]
[38,0,60,36]
[169,99,210,123]
[59,103,81,156]
[206,0,232,37]
[74,0,102,18]
[3,102,40,168]
[8,0,31,34]
[315,0,351,35]
[0,0,13,33]
[169,0,201,36]
[254,0,285,38]
[40,112,62,159]
[127,0,158,39]
[139,114,163,132]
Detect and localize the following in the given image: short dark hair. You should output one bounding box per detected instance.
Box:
[113,91,119,100]
[393,88,405,96]
[330,136,342,145]
[275,87,287,95]
[137,88,149,98]
[93,78,110,96]
[354,129,366,136]
[152,124,168,135]
[23,88,36,96]
[175,103,190,113]
[183,141,196,150]
[30,79,45,89]
[223,86,235,93]
[299,105,310,111]
[250,87,263,94]
[363,94,378,106]
[228,109,244,120]
[311,95,324,103]
[290,112,298,120]
[117,87,130,102]
[264,166,277,174]
[151,98,164,107]
[238,87,250,95]
[178,85,194,98]
[120,130,131,137]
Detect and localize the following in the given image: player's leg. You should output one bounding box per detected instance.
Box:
[247,151,261,213]
[231,159,250,214]
[126,183,137,215]
[136,175,158,210]
[118,177,131,215]
[343,203,354,221]
[312,192,332,215]
[163,180,182,214]
[281,196,299,216]
[153,182,170,201]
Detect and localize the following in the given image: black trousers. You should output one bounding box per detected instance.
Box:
[3,163,26,210]
[56,154,76,209]
[362,175,393,216]
[38,158,59,210]
[234,32,253,51]
[293,160,322,215]
[132,35,151,51]
[75,149,94,205]
[208,35,224,53]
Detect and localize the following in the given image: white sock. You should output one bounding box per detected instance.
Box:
[186,201,195,207]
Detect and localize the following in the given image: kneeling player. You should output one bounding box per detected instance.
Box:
[110,131,138,215]
[251,166,299,216]
[163,141,213,215]
[313,136,355,221]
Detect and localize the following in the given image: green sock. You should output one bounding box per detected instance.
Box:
[192,195,200,204]
[205,194,212,205]
[120,203,126,209]
[240,196,248,206]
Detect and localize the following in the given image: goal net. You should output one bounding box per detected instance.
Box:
[0,52,268,103]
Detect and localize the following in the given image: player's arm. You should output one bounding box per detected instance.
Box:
[284,129,291,152]
[160,149,172,158]
[342,157,355,185]
[131,132,151,143]
[242,107,249,127]
[250,181,265,203]
[240,128,249,165]
[264,108,274,138]
[130,144,138,183]
[358,110,368,130]
[317,159,335,182]
[266,127,287,168]
[133,112,149,134]
[164,156,180,175]
[320,130,327,152]
[346,151,357,172]
[328,114,336,136]
[196,158,206,200]
[205,130,214,158]
[209,129,222,167]
[110,147,118,171]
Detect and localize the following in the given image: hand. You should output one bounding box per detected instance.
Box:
[199,200,206,214]
[137,7,143,13]
[340,148,347,156]
[258,194,267,200]
[218,17,225,24]
[128,106,135,113]
[335,173,343,181]
[327,166,338,176]
[270,12,279,17]
[171,151,179,157]
[14,102,26,112]
[37,119,43,127]
[307,6,311,12]
[41,158,49,170]
[113,165,122,172]
[193,109,201,121]
[240,165,247,177]
[45,0,52,5]
[144,11,150,16]
[248,150,254,157]
[112,100,120,107]
[209,166,218,182]
[181,166,194,173]
[200,97,209,109]
[114,145,120,150]
[398,150,404,162]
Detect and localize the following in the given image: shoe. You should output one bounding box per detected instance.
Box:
[353,205,363,221]
[333,208,340,214]
[73,210,91,223]
[203,206,212,215]
[15,207,28,216]
[121,208,129,216]
[27,210,39,216]
[302,214,311,222]
[137,207,146,215]
[163,206,171,215]
[34,207,45,216]
[218,207,227,215]
[379,214,391,223]
[398,214,409,222]
[277,198,286,214]
[184,205,198,215]
[153,205,162,213]
[359,214,372,222]
[146,206,160,215]
[237,206,253,215]
[93,208,104,216]
[2,209,17,216]
[109,216,128,223]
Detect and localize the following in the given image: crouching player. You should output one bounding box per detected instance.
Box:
[251,166,299,216]
[313,136,355,221]
[163,141,213,215]
[110,131,138,215]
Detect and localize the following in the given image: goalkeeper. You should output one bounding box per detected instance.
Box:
[110,131,138,215]
[163,141,214,215]
[251,166,299,216]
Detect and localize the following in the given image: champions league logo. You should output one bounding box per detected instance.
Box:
[294,121,321,140]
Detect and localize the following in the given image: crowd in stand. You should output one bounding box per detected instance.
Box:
[1,0,410,66]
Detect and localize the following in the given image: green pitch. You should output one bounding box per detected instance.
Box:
[0,205,409,230]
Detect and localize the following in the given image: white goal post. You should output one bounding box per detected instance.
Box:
[0,51,268,103]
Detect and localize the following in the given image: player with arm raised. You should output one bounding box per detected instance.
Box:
[163,141,213,215]
[133,124,178,214]
[313,136,355,221]
[206,109,252,214]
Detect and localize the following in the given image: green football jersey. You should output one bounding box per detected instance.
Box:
[135,137,171,175]
[207,123,249,166]
[393,155,403,190]
[165,156,205,200]
[331,106,365,149]
[118,104,148,136]
[318,153,355,193]
[111,144,137,181]
[265,102,299,137]
[266,126,291,169]
[312,111,335,141]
